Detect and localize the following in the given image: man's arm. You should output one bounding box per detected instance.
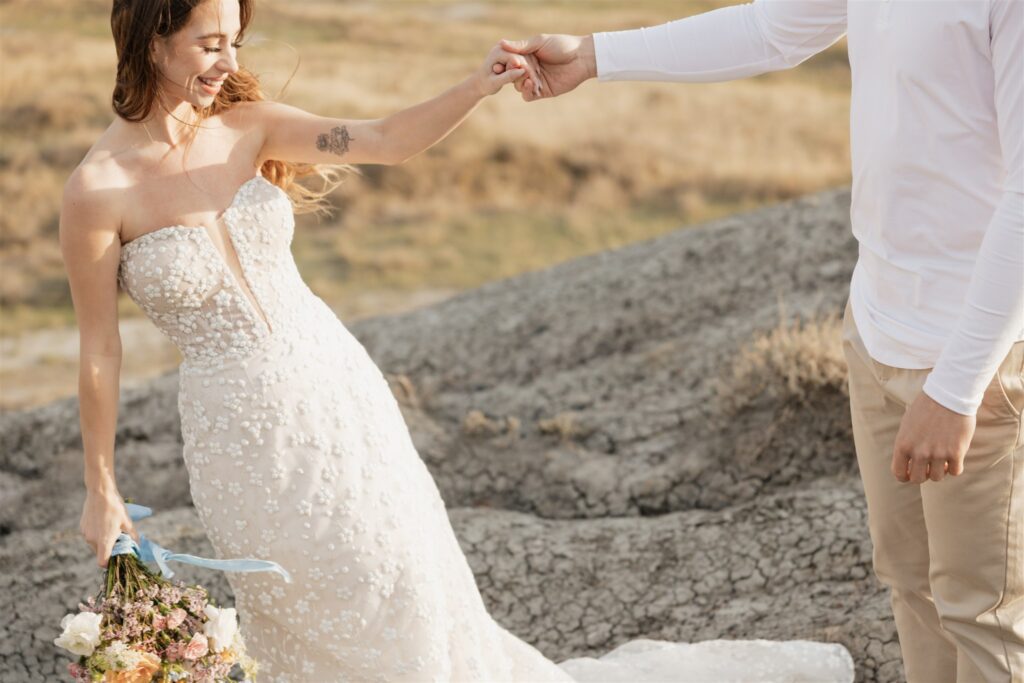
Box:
[503,0,847,101]
[594,0,847,83]
[920,0,1024,417]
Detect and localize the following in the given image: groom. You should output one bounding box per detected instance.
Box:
[498,2,1024,682]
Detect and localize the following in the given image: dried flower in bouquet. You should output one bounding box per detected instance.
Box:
[55,500,291,682]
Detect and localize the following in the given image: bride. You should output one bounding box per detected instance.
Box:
[65,0,854,680]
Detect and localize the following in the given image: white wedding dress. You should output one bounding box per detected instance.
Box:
[117,172,855,682]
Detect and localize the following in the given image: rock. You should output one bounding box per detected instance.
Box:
[0,186,901,681]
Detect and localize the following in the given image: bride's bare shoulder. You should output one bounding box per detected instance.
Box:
[65,127,130,195]
[61,164,128,246]
[222,99,287,137]
[224,99,283,120]
[61,121,144,238]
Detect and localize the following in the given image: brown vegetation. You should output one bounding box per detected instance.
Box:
[0,0,852,409]
[712,302,848,416]
[1,0,850,328]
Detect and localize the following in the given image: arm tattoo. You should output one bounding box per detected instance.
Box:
[316,125,355,157]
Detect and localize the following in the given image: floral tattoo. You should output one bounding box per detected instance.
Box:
[316,126,355,157]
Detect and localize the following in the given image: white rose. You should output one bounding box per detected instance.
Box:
[53,611,103,656]
[202,604,238,653]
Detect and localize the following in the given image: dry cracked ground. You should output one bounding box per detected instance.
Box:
[0,187,902,682]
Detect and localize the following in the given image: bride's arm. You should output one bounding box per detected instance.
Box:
[59,172,139,568]
[249,44,533,167]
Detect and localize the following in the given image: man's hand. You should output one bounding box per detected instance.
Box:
[497,34,598,102]
[891,390,976,484]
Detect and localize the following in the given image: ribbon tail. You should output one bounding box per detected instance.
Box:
[138,534,176,579]
[107,504,293,585]
[164,551,294,584]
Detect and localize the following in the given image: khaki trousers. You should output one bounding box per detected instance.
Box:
[841,297,1024,682]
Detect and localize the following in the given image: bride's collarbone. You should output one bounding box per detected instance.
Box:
[119,175,257,248]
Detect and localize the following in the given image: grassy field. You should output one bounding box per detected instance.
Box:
[0,0,851,408]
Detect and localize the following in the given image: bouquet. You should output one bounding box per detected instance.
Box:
[54,501,291,682]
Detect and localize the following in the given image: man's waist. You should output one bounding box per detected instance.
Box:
[856,244,972,312]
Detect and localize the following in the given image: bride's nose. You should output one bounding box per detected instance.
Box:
[218,50,239,74]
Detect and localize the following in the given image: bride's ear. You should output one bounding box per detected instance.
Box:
[150,35,168,67]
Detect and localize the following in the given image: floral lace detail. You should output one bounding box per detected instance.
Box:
[118,173,577,682]
[117,175,298,372]
[115,173,855,682]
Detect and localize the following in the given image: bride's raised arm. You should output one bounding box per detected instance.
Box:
[245,43,534,167]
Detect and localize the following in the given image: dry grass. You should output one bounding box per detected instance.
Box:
[537,411,593,442]
[1,0,852,334]
[463,409,521,438]
[713,302,849,415]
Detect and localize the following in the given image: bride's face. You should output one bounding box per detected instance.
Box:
[150,0,243,107]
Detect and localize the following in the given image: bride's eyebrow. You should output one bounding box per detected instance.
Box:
[196,31,242,39]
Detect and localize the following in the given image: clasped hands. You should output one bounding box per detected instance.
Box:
[479,36,980,487]
[477,35,595,100]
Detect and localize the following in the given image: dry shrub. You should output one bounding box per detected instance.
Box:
[463,410,520,438]
[385,373,420,409]
[1,0,852,332]
[713,302,848,415]
[537,411,593,442]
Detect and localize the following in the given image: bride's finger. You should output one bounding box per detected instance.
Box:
[493,49,539,91]
[494,68,526,89]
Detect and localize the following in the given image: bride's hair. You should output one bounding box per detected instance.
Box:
[110,0,349,217]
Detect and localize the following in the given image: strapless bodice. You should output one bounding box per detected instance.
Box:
[117,174,315,372]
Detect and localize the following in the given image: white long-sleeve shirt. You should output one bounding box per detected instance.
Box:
[594,0,1024,417]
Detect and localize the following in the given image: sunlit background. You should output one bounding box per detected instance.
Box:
[0,0,851,411]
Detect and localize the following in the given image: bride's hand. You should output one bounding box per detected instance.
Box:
[81,487,138,569]
[475,43,535,97]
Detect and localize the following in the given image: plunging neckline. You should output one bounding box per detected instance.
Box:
[119,174,268,251]
[119,173,277,335]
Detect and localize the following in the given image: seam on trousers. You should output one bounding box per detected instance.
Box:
[994,419,1023,681]
[994,342,1024,420]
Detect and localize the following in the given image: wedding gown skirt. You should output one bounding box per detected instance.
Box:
[117,173,854,682]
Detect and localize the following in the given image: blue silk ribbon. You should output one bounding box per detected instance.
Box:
[109,502,293,584]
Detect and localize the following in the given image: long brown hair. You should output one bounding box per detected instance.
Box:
[110,0,348,217]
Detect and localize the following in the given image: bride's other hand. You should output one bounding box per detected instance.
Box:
[476,43,536,96]
[81,487,138,569]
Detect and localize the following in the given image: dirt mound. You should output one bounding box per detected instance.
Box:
[0,186,900,682]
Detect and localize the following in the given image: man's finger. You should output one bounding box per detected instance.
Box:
[522,78,538,102]
[519,53,543,97]
[511,56,543,96]
[891,448,911,482]
[908,454,930,484]
[501,35,544,55]
[927,458,946,482]
[949,457,965,476]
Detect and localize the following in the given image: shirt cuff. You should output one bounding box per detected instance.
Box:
[592,31,613,81]
[921,375,981,417]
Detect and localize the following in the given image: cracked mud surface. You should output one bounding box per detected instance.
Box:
[1,187,903,681]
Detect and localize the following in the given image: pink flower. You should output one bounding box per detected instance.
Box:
[183,632,209,660]
[164,642,185,661]
[152,615,167,630]
[68,662,88,682]
[166,608,188,630]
